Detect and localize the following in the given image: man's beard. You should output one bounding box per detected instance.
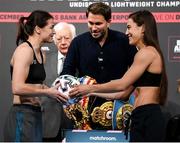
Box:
[91,30,106,42]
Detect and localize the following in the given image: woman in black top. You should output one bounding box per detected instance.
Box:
[69,10,168,142]
[4,10,68,142]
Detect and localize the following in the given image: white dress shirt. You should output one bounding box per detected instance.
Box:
[57,51,65,75]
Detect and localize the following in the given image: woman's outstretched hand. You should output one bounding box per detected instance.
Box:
[69,84,93,98]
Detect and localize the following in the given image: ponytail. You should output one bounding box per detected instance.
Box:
[16,17,28,45]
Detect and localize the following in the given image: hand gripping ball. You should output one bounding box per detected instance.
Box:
[52,74,80,105]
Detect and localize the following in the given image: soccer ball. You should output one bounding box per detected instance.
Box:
[52,74,80,97]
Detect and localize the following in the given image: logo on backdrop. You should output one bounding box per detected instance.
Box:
[174,40,180,53]
[168,36,180,62]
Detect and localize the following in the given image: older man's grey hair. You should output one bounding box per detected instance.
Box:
[53,22,76,43]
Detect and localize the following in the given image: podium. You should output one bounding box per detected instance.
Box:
[63,130,129,142]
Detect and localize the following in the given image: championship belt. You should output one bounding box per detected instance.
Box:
[89,93,135,129]
[112,92,135,130]
[63,102,90,130]
[78,76,97,129]
[52,75,96,130]
[90,95,134,129]
[91,101,113,127]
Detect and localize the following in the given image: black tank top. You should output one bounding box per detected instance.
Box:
[133,71,162,87]
[10,41,46,84]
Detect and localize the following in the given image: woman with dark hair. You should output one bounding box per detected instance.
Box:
[4,10,68,142]
[69,10,168,142]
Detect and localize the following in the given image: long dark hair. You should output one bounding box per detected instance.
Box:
[16,10,53,45]
[129,10,168,105]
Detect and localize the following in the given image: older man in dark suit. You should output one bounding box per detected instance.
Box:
[42,22,76,142]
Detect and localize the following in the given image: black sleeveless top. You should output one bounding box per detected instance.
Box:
[133,71,162,87]
[10,41,46,84]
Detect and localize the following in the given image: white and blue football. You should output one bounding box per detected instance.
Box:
[52,74,80,97]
